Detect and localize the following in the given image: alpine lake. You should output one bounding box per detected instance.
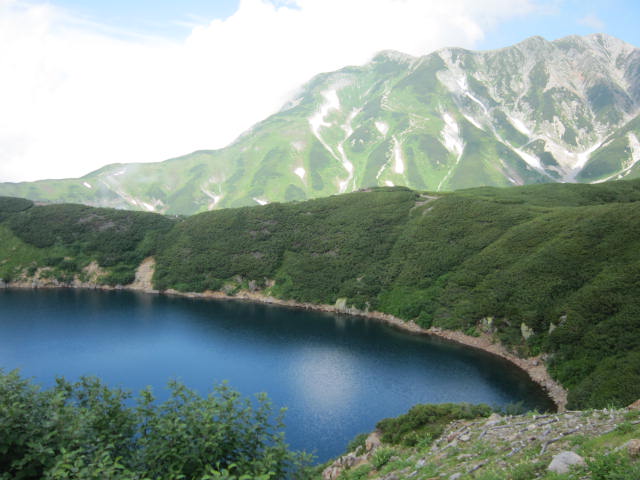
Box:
[0,288,554,462]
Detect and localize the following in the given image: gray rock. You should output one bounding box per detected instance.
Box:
[365,432,381,451]
[628,399,640,410]
[485,413,502,426]
[548,451,586,474]
[521,322,534,340]
[627,438,640,458]
[415,458,426,468]
[449,473,463,480]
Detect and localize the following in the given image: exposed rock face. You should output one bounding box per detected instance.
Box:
[322,449,368,480]
[520,322,534,341]
[628,399,640,410]
[330,408,639,480]
[627,439,640,458]
[128,257,156,292]
[365,432,382,452]
[547,451,586,474]
[322,432,383,480]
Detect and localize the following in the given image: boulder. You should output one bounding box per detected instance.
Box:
[548,451,586,474]
[365,432,382,451]
[485,413,502,426]
[334,298,348,311]
[520,322,534,341]
[628,399,640,411]
[627,439,640,458]
[479,316,495,334]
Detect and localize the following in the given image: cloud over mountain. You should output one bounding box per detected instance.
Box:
[0,0,537,182]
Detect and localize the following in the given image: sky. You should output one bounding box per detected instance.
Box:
[1,0,639,182]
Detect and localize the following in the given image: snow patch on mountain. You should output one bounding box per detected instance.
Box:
[574,142,603,171]
[513,146,543,170]
[392,137,405,175]
[308,89,356,193]
[595,132,640,182]
[335,108,360,192]
[441,113,464,156]
[627,132,640,168]
[201,185,223,210]
[308,89,341,149]
[508,115,532,136]
[438,113,466,191]
[294,167,306,180]
[462,113,483,130]
[83,182,92,189]
[459,77,490,116]
[375,121,389,136]
[253,198,269,206]
[544,140,605,180]
[291,141,305,152]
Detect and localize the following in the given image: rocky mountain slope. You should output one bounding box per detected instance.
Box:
[1,34,640,214]
[320,402,640,480]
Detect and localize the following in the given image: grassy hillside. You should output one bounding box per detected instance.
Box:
[321,402,640,480]
[1,179,640,409]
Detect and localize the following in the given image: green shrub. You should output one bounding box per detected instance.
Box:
[344,433,369,454]
[376,403,492,446]
[588,451,640,480]
[0,370,311,480]
[371,448,395,470]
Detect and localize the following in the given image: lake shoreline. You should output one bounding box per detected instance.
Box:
[4,274,568,412]
[159,287,568,412]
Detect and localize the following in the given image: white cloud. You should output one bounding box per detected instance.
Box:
[0,0,537,182]
[578,13,605,31]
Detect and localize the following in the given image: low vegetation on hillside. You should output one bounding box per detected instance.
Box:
[0,370,312,480]
[322,401,640,480]
[1,179,640,410]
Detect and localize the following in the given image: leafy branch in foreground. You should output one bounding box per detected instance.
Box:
[0,370,312,480]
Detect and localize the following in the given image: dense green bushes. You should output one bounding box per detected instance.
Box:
[0,370,311,480]
[3,202,175,284]
[0,196,33,221]
[376,403,492,447]
[2,179,640,409]
[154,187,417,306]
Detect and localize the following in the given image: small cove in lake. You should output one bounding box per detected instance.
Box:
[0,288,554,461]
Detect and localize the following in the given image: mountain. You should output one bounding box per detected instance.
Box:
[3,178,640,408]
[1,34,640,214]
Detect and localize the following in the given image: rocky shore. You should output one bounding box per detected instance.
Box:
[157,288,567,411]
[321,404,640,480]
[3,256,567,411]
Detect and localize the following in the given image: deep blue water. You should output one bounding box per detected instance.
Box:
[0,288,553,461]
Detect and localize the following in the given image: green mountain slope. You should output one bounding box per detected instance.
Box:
[2,179,640,408]
[1,34,640,214]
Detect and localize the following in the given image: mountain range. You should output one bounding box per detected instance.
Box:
[1,33,640,214]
